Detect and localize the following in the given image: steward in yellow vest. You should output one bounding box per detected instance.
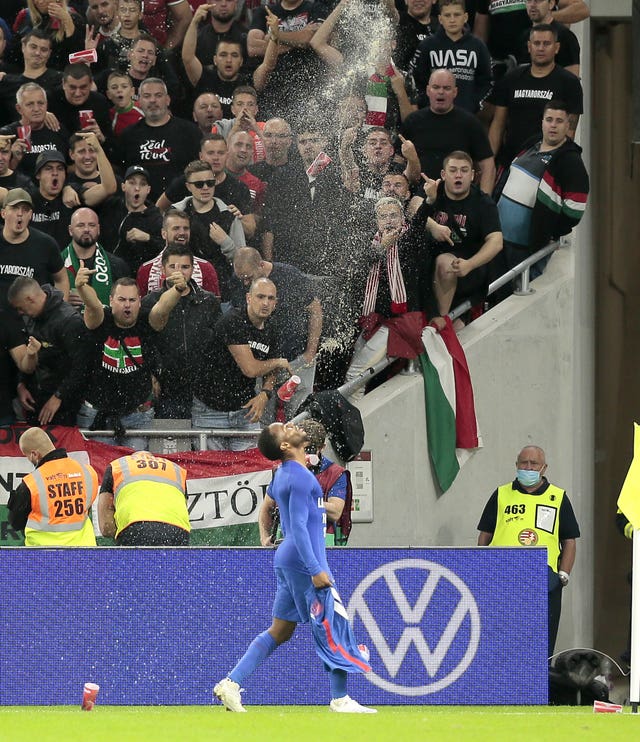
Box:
[8,427,99,546]
[98,451,190,545]
[477,445,580,656]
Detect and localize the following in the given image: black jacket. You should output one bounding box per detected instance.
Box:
[21,285,93,413]
[142,281,221,415]
[99,195,165,274]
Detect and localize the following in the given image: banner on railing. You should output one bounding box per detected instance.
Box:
[0,426,272,546]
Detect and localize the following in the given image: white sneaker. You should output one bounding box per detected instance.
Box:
[329,695,377,714]
[214,677,247,712]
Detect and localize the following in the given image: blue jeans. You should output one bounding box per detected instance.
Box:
[77,403,155,451]
[191,398,260,451]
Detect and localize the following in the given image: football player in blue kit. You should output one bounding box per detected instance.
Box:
[214,421,376,714]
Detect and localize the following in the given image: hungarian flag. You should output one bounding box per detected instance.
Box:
[419,317,481,492]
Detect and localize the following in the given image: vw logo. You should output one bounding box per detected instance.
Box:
[347,558,480,696]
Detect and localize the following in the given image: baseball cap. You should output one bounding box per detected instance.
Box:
[34,150,67,173]
[124,165,150,181]
[3,188,33,209]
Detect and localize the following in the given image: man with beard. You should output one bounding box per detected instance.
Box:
[0,189,68,311]
[136,208,220,297]
[8,276,93,426]
[107,33,181,101]
[30,151,76,250]
[88,0,121,41]
[193,0,249,67]
[1,83,69,181]
[114,78,201,201]
[184,9,252,116]
[61,207,130,312]
[75,269,190,449]
[100,166,164,273]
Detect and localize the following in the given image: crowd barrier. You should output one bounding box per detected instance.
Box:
[0,547,548,705]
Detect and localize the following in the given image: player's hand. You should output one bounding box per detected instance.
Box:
[312,571,332,588]
[75,259,98,289]
[260,532,275,547]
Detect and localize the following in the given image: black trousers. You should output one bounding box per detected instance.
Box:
[116,521,190,546]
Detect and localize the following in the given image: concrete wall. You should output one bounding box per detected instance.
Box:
[347,244,594,653]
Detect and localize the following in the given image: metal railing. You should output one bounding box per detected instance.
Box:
[81,242,560,448]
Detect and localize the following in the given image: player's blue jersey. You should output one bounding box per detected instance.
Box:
[270,460,330,577]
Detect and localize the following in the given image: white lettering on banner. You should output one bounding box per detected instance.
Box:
[186,470,272,529]
[348,558,480,696]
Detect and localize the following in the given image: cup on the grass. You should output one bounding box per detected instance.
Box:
[79,110,94,129]
[82,682,100,711]
[277,375,300,402]
[17,125,32,151]
[592,700,622,713]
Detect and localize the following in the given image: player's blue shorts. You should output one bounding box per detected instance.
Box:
[272,567,314,623]
[272,568,371,674]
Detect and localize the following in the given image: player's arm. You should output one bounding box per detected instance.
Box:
[477,531,493,545]
[258,493,276,546]
[325,495,345,521]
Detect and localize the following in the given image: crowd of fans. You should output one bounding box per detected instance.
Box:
[0,0,590,447]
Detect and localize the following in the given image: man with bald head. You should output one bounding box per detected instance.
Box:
[7,427,99,546]
[193,276,291,450]
[477,444,580,655]
[62,207,131,312]
[8,275,93,426]
[400,68,495,194]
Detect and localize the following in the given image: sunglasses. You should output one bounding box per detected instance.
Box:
[188,179,215,188]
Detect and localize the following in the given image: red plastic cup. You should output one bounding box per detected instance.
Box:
[593,700,622,713]
[79,110,94,128]
[81,682,100,711]
[277,375,300,402]
[69,49,98,65]
[17,125,32,151]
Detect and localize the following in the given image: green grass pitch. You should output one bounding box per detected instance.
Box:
[0,706,636,742]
